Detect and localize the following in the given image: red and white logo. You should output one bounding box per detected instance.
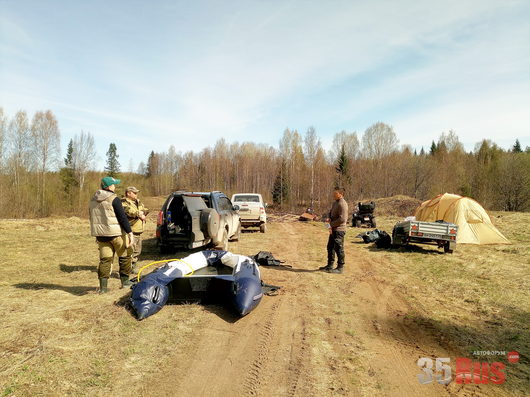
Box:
[507,351,520,364]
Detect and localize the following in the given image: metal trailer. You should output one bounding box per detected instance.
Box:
[392,220,458,253]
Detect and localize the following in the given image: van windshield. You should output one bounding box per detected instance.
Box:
[233,195,260,203]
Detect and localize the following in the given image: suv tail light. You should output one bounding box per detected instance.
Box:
[260,207,265,213]
[157,210,163,226]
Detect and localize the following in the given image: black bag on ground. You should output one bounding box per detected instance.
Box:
[253,251,289,267]
[358,229,381,243]
[375,230,392,248]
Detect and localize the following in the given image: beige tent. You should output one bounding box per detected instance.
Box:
[415,193,510,244]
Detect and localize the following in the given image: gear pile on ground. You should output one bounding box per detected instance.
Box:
[356,229,392,248]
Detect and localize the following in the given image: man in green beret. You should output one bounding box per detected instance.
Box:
[89,176,134,293]
[121,186,149,273]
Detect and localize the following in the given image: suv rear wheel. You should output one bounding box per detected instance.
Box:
[260,223,267,233]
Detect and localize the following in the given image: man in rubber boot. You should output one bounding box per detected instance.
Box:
[121,186,149,273]
[319,186,348,274]
[89,176,134,293]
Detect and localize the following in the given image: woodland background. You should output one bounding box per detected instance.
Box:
[0,108,528,218]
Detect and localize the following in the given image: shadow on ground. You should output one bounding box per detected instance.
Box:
[353,240,446,255]
[262,265,320,273]
[115,290,240,323]
[368,244,445,255]
[59,263,97,273]
[241,229,259,234]
[14,283,94,296]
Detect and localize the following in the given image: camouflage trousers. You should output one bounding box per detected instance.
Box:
[131,233,143,265]
[96,235,132,279]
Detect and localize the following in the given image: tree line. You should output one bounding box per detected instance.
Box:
[0,108,528,218]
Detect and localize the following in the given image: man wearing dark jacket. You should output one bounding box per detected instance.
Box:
[319,186,348,274]
[89,176,134,293]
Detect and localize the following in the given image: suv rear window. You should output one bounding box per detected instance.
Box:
[233,195,260,202]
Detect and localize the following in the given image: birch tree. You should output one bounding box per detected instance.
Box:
[31,110,60,214]
[72,131,96,199]
[304,126,321,208]
[0,108,6,171]
[7,110,31,195]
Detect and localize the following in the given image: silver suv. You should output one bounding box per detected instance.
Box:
[156,191,241,253]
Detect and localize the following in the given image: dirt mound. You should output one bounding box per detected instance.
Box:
[372,195,422,217]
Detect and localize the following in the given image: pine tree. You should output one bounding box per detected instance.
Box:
[105,143,120,177]
[512,139,522,153]
[60,139,78,195]
[146,151,158,177]
[429,141,437,156]
[272,159,289,207]
[335,144,351,187]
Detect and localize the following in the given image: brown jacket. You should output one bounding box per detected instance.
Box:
[329,197,348,231]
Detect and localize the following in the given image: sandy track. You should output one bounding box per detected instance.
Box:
[146,285,309,396]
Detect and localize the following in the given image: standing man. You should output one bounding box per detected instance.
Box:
[319,186,349,274]
[89,176,134,293]
[121,186,149,273]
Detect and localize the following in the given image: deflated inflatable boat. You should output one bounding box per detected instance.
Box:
[130,250,264,320]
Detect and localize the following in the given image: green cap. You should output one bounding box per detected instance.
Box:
[101,176,121,189]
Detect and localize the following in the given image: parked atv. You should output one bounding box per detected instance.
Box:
[352,201,376,228]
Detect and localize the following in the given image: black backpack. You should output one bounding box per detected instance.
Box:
[253,251,290,267]
[375,230,392,248]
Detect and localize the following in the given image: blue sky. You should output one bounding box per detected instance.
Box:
[1,0,529,170]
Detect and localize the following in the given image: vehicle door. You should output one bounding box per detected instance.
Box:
[217,195,237,234]
[226,196,240,230]
[182,195,208,242]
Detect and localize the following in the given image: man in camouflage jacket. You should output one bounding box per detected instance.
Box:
[121,186,149,271]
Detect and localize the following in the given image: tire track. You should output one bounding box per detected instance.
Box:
[243,299,282,396]
[286,316,307,397]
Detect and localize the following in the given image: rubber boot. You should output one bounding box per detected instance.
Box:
[329,266,344,274]
[99,278,109,294]
[319,265,333,271]
[120,276,133,289]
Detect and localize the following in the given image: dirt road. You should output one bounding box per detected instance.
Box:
[140,221,510,397]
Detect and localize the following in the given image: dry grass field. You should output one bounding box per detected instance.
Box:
[0,206,528,396]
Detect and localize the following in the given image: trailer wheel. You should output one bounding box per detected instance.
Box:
[444,242,453,254]
[371,218,377,228]
[355,219,362,228]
